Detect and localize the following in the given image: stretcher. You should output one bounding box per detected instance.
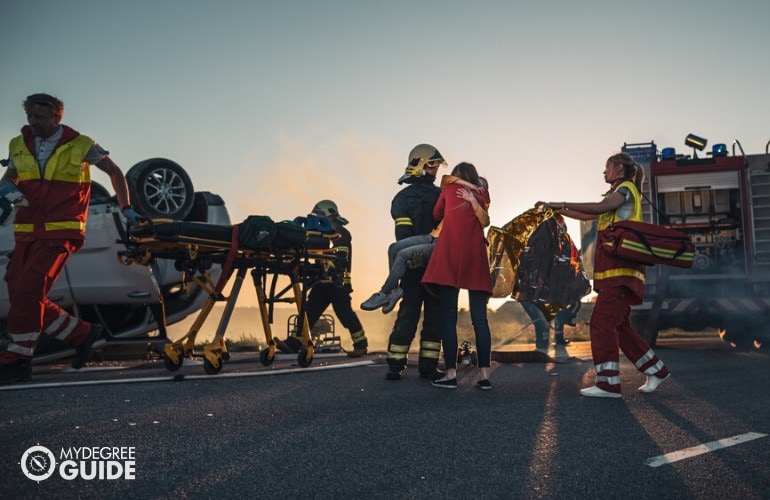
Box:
[118,217,344,374]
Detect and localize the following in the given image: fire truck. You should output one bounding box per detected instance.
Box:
[582,135,770,350]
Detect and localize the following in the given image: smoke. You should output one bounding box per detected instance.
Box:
[216,131,407,311]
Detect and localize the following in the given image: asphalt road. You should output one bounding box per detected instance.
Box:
[1,338,769,499]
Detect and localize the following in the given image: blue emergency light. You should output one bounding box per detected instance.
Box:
[661,147,676,160]
[711,143,728,156]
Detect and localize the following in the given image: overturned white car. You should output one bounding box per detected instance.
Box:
[0,158,230,363]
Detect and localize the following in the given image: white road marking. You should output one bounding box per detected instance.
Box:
[645,432,768,467]
[0,360,375,392]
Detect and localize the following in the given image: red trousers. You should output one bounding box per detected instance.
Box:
[589,287,669,393]
[1,239,90,363]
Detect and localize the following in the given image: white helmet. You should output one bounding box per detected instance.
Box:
[312,199,348,225]
[398,144,446,184]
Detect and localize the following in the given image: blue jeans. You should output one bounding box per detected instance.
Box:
[438,285,491,370]
[382,235,435,293]
[520,301,550,349]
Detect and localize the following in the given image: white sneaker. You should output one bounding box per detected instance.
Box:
[639,373,670,393]
[580,385,621,398]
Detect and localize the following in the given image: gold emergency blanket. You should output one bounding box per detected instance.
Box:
[487,207,553,298]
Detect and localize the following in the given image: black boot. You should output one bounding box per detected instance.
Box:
[0,360,32,385]
[276,336,303,354]
[72,323,103,369]
[419,367,444,381]
[385,368,403,380]
[347,340,368,358]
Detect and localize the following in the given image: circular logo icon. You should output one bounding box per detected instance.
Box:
[21,445,56,482]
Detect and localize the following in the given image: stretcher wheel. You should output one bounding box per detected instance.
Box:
[164,354,183,371]
[297,348,313,368]
[259,348,274,366]
[203,356,223,375]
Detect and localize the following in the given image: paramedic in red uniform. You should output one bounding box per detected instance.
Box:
[538,152,670,398]
[0,93,141,384]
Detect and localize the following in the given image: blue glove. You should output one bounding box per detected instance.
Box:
[122,205,143,225]
[0,181,17,198]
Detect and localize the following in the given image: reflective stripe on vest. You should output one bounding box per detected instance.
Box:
[593,267,645,282]
[14,220,86,233]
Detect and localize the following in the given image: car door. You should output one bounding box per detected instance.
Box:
[63,202,162,305]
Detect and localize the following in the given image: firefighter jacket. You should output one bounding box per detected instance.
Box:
[390,176,440,241]
[593,180,645,303]
[9,125,93,242]
[321,219,354,291]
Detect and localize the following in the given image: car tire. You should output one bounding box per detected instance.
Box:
[126,158,195,220]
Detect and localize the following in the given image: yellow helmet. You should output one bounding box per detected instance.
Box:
[398,144,446,184]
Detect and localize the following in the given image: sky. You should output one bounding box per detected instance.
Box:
[3,0,770,311]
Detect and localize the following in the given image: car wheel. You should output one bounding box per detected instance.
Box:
[126,158,194,219]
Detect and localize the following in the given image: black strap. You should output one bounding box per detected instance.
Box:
[640,190,668,222]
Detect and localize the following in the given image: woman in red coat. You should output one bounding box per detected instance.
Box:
[423,162,493,390]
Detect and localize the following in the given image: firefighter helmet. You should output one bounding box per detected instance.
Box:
[398,144,446,184]
[312,199,348,225]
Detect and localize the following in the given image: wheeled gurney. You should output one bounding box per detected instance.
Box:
[118,217,343,374]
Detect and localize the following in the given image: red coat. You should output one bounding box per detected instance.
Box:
[422,183,492,294]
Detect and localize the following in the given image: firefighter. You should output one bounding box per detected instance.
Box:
[276,200,368,357]
[384,144,446,381]
[538,152,670,397]
[0,93,141,384]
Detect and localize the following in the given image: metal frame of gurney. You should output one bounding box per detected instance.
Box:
[117,218,344,374]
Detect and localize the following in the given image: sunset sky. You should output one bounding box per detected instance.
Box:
[3,0,769,312]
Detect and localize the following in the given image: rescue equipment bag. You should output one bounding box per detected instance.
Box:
[238,215,309,250]
[599,220,694,268]
[237,215,276,250]
[273,220,307,249]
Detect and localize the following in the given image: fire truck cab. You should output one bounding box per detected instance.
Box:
[586,136,770,350]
